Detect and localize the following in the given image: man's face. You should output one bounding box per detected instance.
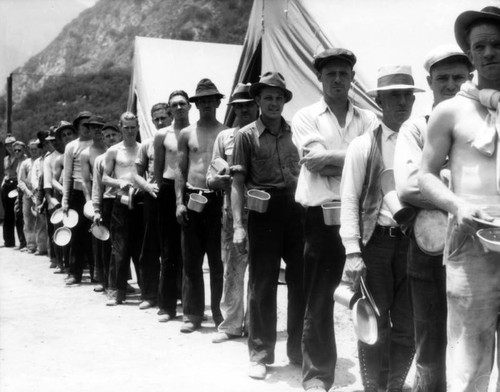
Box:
[427,62,471,104]
[5,143,14,155]
[102,129,122,148]
[195,96,220,119]
[120,119,138,141]
[152,108,172,130]
[78,120,91,138]
[13,145,24,158]
[255,87,285,121]
[318,60,354,102]
[169,95,191,122]
[61,129,76,146]
[377,89,415,130]
[88,125,104,142]
[468,23,500,82]
[28,145,40,159]
[233,101,259,127]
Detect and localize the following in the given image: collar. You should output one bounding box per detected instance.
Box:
[318,97,356,125]
[254,116,290,137]
[381,122,398,141]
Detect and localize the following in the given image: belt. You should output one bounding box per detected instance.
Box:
[73,181,84,191]
[186,187,222,197]
[374,225,403,238]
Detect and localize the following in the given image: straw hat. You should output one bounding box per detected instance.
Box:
[367,65,425,95]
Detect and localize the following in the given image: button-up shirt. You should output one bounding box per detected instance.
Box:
[232,117,300,192]
[135,137,155,183]
[292,98,378,206]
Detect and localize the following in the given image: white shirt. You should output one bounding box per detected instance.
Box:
[292,98,378,206]
[340,122,399,254]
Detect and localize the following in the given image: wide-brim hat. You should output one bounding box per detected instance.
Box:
[55,121,76,138]
[229,83,254,104]
[36,130,49,147]
[423,44,473,73]
[72,111,92,128]
[367,65,425,95]
[189,78,225,102]
[455,6,500,52]
[249,72,293,103]
[45,126,56,141]
[84,115,105,128]
[313,48,357,71]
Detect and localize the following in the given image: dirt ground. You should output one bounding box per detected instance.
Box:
[0,224,495,392]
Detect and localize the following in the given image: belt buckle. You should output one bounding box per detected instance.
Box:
[389,227,398,238]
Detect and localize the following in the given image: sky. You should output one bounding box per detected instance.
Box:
[0,0,98,93]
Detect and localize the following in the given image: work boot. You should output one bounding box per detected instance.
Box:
[387,343,415,392]
[358,341,383,392]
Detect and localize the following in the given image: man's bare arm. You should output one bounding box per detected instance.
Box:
[102,149,125,190]
[174,130,189,225]
[80,149,92,202]
[153,130,167,186]
[231,172,247,254]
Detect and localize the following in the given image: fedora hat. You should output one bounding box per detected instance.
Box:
[55,120,76,138]
[189,78,224,102]
[455,6,500,52]
[84,115,105,128]
[423,44,473,73]
[229,83,254,104]
[72,111,92,128]
[313,48,357,71]
[367,65,425,95]
[249,72,293,103]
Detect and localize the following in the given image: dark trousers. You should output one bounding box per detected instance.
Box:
[14,194,26,247]
[139,193,161,301]
[46,207,56,263]
[1,180,21,247]
[408,237,446,392]
[302,207,345,391]
[94,198,113,288]
[109,201,143,299]
[158,180,182,316]
[181,190,223,323]
[359,229,414,391]
[247,191,305,364]
[68,189,93,281]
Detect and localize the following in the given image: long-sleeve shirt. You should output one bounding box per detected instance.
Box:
[62,138,93,206]
[17,158,33,195]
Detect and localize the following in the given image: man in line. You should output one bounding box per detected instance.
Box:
[292,49,378,392]
[175,79,226,333]
[154,91,191,322]
[62,111,94,285]
[232,72,305,380]
[208,83,259,343]
[419,7,500,391]
[394,46,472,392]
[103,112,143,306]
[340,66,423,392]
[150,102,172,130]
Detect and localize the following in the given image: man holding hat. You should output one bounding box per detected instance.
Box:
[207,83,258,343]
[420,7,500,391]
[232,72,305,380]
[292,49,378,392]
[394,45,472,392]
[175,79,227,333]
[62,111,94,285]
[340,65,423,392]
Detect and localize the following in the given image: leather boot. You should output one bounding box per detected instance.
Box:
[387,343,415,392]
[358,341,382,392]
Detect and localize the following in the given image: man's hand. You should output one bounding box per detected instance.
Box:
[62,202,69,213]
[233,226,247,254]
[210,168,231,191]
[176,204,189,226]
[456,202,493,234]
[341,253,366,292]
[144,183,159,198]
[93,212,102,225]
[48,197,59,211]
[299,150,327,172]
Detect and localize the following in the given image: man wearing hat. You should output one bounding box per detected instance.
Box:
[420,7,500,391]
[207,83,258,343]
[232,72,305,379]
[175,78,227,332]
[340,65,423,392]
[62,111,94,285]
[292,49,378,392]
[153,90,191,322]
[394,45,472,392]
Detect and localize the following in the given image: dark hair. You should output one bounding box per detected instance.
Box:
[150,102,169,117]
[168,90,189,104]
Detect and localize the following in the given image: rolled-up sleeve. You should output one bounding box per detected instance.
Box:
[231,130,250,176]
[291,109,327,154]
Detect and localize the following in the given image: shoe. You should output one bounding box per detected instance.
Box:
[27,248,36,254]
[35,251,47,256]
[126,283,137,293]
[93,284,105,293]
[49,261,57,268]
[139,300,156,310]
[248,362,266,379]
[158,313,173,323]
[54,267,66,274]
[14,245,25,251]
[106,298,123,306]
[212,332,240,343]
[65,276,81,285]
[180,321,200,333]
[20,248,28,252]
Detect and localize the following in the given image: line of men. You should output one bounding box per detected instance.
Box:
[1,5,499,392]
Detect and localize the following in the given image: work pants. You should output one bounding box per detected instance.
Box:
[247,191,305,365]
[1,179,19,247]
[94,198,113,288]
[22,195,36,251]
[68,189,93,281]
[35,212,48,254]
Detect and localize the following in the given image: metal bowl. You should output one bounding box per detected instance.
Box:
[477,228,500,253]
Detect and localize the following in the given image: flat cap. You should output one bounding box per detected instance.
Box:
[313,48,357,71]
[102,122,120,133]
[423,44,473,73]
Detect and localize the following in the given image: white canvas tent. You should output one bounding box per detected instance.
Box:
[230,0,496,122]
[128,37,242,141]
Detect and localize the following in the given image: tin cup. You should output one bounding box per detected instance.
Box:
[333,282,360,309]
[246,189,271,213]
[187,192,208,213]
[321,201,341,225]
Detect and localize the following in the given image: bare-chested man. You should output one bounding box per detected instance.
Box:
[153,91,191,322]
[419,7,500,392]
[175,79,227,333]
[103,112,143,306]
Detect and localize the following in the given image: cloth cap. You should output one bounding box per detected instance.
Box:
[55,121,76,137]
[249,72,293,103]
[189,78,224,102]
[423,44,473,73]
[102,122,120,133]
[4,135,16,144]
[72,111,92,128]
[367,65,425,95]
[13,141,26,148]
[455,6,500,52]
[84,115,105,128]
[313,48,357,71]
[229,83,254,104]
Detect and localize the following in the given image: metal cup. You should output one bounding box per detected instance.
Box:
[246,189,271,213]
[187,193,208,213]
[333,282,360,309]
[321,201,341,225]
